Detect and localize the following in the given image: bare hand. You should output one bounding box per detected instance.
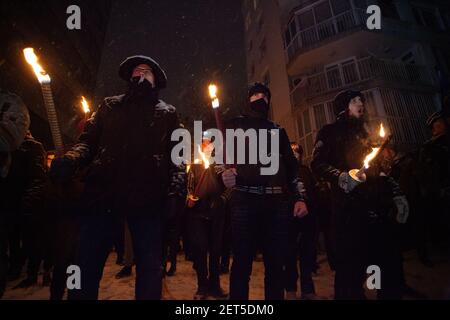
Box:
[222,168,237,188]
[293,201,308,218]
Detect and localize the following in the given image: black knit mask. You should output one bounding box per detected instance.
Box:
[249,98,269,118]
[128,76,158,102]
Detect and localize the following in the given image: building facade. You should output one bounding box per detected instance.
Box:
[243,0,450,162]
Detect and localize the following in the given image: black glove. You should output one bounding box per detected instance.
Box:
[49,156,77,184]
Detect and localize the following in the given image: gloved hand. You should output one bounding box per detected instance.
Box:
[293,201,308,218]
[338,171,363,194]
[393,196,409,224]
[222,168,237,188]
[49,156,77,184]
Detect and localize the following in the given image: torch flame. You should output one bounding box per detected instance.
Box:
[23,48,51,84]
[363,147,380,169]
[81,96,90,114]
[379,123,385,138]
[208,84,217,99]
[197,145,210,169]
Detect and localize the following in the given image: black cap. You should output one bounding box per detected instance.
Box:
[426,110,445,127]
[119,55,167,89]
[333,90,365,116]
[248,82,271,104]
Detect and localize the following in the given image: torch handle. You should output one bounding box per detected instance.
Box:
[41,83,64,156]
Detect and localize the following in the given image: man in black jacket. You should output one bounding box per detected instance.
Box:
[186,132,229,299]
[285,143,318,300]
[311,90,408,299]
[50,55,186,300]
[220,83,308,300]
[0,91,31,298]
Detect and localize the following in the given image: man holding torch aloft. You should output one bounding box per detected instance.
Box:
[219,83,308,300]
[311,90,409,300]
[50,55,186,300]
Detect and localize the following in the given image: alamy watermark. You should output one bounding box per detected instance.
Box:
[171,121,280,175]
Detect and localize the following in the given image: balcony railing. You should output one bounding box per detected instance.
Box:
[291,56,435,108]
[286,9,367,61]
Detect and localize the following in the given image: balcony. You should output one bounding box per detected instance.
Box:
[286,8,367,63]
[290,56,436,108]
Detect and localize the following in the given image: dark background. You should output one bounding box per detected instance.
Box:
[0,0,247,149]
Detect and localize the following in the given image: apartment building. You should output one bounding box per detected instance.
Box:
[243,0,450,161]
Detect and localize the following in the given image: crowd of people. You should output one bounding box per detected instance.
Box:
[1,55,449,300]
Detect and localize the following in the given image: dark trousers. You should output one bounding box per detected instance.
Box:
[284,212,316,294]
[0,215,7,297]
[22,216,53,280]
[68,213,163,300]
[50,217,79,300]
[229,191,290,300]
[334,207,403,300]
[189,208,225,290]
[333,206,367,300]
[6,218,23,275]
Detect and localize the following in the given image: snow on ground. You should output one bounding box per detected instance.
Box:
[2,250,449,300]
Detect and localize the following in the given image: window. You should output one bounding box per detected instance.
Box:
[313,104,327,130]
[297,113,304,138]
[325,65,342,89]
[341,60,359,84]
[314,1,332,23]
[298,10,315,30]
[303,109,312,134]
[331,0,351,15]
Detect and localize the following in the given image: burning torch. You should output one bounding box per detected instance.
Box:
[187,145,211,208]
[209,84,224,133]
[23,48,64,155]
[348,123,392,187]
[81,96,91,120]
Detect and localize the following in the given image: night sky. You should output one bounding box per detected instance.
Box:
[94,0,247,126]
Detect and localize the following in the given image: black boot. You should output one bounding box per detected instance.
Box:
[13,277,37,289]
[42,271,52,287]
[165,260,177,277]
[115,266,132,279]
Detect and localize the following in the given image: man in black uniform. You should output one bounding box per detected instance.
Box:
[0,90,31,298]
[186,132,229,299]
[417,111,450,251]
[311,90,409,299]
[50,55,186,300]
[285,143,319,300]
[220,83,308,300]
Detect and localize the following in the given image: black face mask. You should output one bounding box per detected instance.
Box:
[249,98,269,118]
[128,76,158,102]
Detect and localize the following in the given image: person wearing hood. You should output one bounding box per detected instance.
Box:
[0,90,31,298]
[417,111,450,254]
[219,83,309,300]
[186,131,229,300]
[311,90,409,300]
[50,55,186,300]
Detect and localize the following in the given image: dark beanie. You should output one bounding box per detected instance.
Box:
[248,82,271,104]
[333,90,364,117]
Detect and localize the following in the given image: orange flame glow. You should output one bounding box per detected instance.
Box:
[197,145,210,169]
[23,48,51,84]
[81,96,90,114]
